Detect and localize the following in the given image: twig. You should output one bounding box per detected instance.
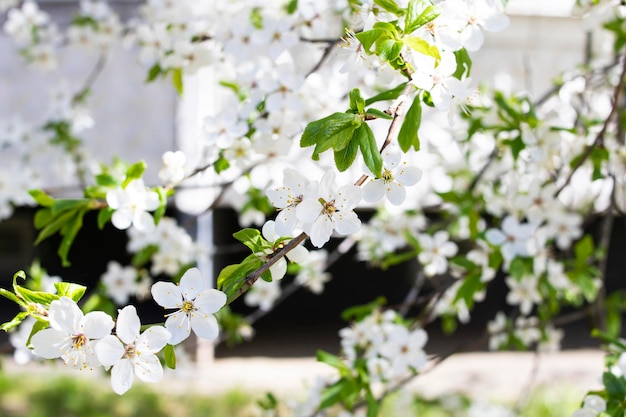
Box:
[515,350,541,413]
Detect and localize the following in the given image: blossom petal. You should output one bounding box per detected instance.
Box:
[194,289,227,315]
[286,244,309,264]
[386,183,406,206]
[137,326,171,354]
[333,211,361,235]
[111,358,134,395]
[190,313,219,341]
[165,311,191,345]
[179,267,204,300]
[95,334,125,367]
[31,328,68,359]
[396,165,422,186]
[308,215,334,248]
[133,353,164,383]
[82,311,115,340]
[296,198,323,223]
[270,258,287,280]
[48,296,82,334]
[363,180,386,203]
[111,209,133,230]
[132,211,156,232]
[116,306,140,345]
[151,281,182,309]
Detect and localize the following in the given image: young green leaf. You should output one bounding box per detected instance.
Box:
[355,28,387,52]
[364,108,393,120]
[28,189,54,207]
[301,113,362,159]
[233,228,264,252]
[58,208,88,267]
[334,135,360,172]
[171,68,184,95]
[349,88,366,114]
[54,282,87,303]
[453,48,472,79]
[398,95,422,152]
[0,311,29,332]
[405,1,441,34]
[365,82,408,106]
[356,124,383,177]
[123,160,147,186]
[164,343,176,369]
[404,36,440,62]
[374,0,404,15]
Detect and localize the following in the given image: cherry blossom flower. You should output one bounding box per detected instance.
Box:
[417,231,458,276]
[442,0,510,52]
[100,261,138,305]
[158,150,187,185]
[244,278,281,311]
[31,296,114,370]
[257,220,309,280]
[267,168,314,236]
[95,306,170,395]
[410,51,467,111]
[363,146,422,205]
[379,326,428,378]
[485,215,536,261]
[487,311,508,350]
[505,275,541,315]
[297,171,363,248]
[106,179,160,232]
[295,249,331,294]
[3,1,49,44]
[151,267,226,345]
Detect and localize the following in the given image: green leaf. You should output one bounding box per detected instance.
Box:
[317,350,351,375]
[341,297,386,322]
[132,244,159,267]
[14,285,59,306]
[349,88,365,114]
[123,160,147,187]
[29,189,54,207]
[217,255,264,302]
[319,379,347,410]
[233,228,264,252]
[574,235,594,267]
[374,0,404,15]
[58,208,87,267]
[365,83,408,106]
[285,0,298,14]
[398,95,422,152]
[0,288,23,306]
[356,124,383,177]
[376,38,403,62]
[27,319,49,345]
[0,311,29,332]
[34,208,53,229]
[54,282,86,303]
[334,134,359,172]
[146,63,163,83]
[171,68,184,95]
[364,108,393,120]
[405,1,440,34]
[603,372,626,399]
[453,48,472,79]
[214,155,231,173]
[97,207,114,229]
[366,387,380,417]
[300,113,362,159]
[95,173,119,187]
[404,36,440,62]
[51,199,89,215]
[153,187,168,224]
[34,210,76,246]
[355,29,388,52]
[164,343,176,369]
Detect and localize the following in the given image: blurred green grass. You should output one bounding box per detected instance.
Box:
[0,370,582,417]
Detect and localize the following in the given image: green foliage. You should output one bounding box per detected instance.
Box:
[217,254,265,303]
[398,94,422,152]
[405,0,440,34]
[163,344,176,370]
[300,112,363,161]
[356,123,383,177]
[364,82,408,106]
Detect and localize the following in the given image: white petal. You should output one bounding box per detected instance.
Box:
[31,328,68,359]
[386,183,406,206]
[95,335,125,367]
[363,180,386,203]
[179,267,204,300]
[296,198,323,223]
[111,359,134,395]
[105,189,125,210]
[151,281,182,309]
[111,209,133,230]
[396,166,422,186]
[116,306,140,345]
[309,215,334,248]
[165,311,191,345]
[485,229,505,246]
[270,258,287,280]
[190,313,219,341]
[144,191,160,211]
[262,220,279,241]
[48,297,83,334]
[137,326,171,354]
[194,289,227,315]
[333,211,361,235]
[132,211,156,232]
[133,353,163,383]
[274,208,298,236]
[82,311,114,340]
[286,244,309,264]
[335,185,362,211]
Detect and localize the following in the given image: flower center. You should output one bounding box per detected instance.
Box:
[124,344,137,359]
[72,333,87,349]
[382,169,394,183]
[319,198,336,217]
[182,300,195,313]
